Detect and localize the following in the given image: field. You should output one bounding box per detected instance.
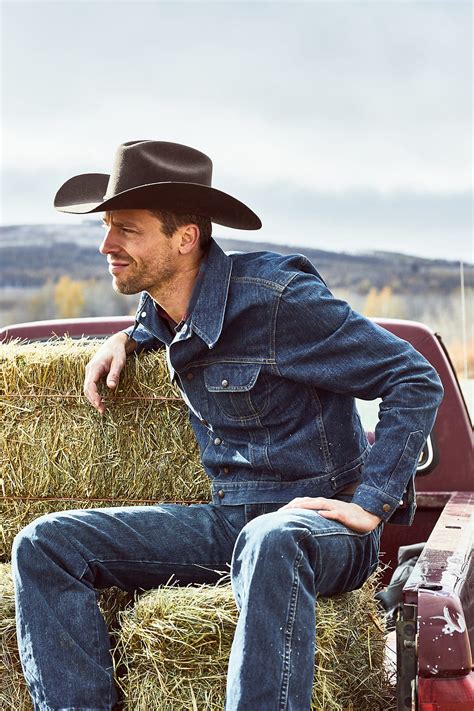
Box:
[1,223,472,388]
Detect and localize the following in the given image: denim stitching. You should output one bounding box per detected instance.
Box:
[89,593,112,710]
[311,387,333,470]
[88,557,231,567]
[269,289,279,361]
[231,275,287,292]
[79,562,115,709]
[279,547,303,711]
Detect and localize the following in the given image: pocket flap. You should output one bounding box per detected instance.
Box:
[204,363,262,392]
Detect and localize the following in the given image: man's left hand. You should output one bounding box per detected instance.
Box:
[279,497,382,533]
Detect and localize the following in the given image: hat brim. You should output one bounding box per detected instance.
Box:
[54,173,262,230]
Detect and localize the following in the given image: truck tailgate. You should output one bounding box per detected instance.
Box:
[397,491,474,710]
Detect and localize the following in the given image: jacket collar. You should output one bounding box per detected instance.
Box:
[189,239,232,349]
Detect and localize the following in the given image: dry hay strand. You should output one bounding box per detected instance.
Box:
[311,574,395,711]
[0,563,32,710]
[116,576,395,711]
[0,339,210,557]
[116,582,236,711]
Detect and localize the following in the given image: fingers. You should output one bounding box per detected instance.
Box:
[84,362,107,414]
[83,355,124,413]
[83,335,129,414]
[280,497,333,511]
[106,355,125,389]
[279,498,381,533]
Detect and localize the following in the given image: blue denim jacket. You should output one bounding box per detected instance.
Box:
[125,239,443,525]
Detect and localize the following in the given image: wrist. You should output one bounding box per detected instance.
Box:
[124,335,137,355]
[108,331,136,354]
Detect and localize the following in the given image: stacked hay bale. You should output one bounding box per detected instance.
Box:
[0,563,31,711]
[0,339,394,710]
[116,575,393,711]
[0,338,208,559]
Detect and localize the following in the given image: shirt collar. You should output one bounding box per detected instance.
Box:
[189,238,232,349]
[134,239,232,348]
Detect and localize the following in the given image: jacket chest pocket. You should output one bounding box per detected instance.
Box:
[203,362,269,421]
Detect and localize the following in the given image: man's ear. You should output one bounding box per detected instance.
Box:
[178,224,200,255]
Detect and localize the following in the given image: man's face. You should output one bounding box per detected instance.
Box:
[99,209,178,297]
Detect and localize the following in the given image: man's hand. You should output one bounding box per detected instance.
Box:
[279,497,381,533]
[84,332,136,414]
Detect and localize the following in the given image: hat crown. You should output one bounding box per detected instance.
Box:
[105,140,213,198]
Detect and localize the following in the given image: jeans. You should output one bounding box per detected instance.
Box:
[12,498,381,711]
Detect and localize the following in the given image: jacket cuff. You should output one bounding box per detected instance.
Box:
[122,324,159,354]
[351,484,404,522]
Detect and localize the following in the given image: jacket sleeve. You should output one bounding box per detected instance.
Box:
[274,269,444,523]
[122,293,163,353]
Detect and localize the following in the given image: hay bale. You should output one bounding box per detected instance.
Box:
[116,582,236,710]
[0,563,394,711]
[0,339,209,558]
[0,563,31,710]
[116,576,394,711]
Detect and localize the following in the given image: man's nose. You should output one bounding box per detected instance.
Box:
[99,227,118,254]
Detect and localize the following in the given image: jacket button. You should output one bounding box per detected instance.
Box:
[141,311,147,318]
[223,467,230,474]
[382,503,391,513]
[186,372,194,381]
[214,437,222,446]
[221,379,229,388]
[217,490,225,499]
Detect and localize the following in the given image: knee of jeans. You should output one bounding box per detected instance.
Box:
[233,511,303,565]
[12,511,68,562]
[230,513,314,605]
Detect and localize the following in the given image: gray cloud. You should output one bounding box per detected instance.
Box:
[1,1,472,261]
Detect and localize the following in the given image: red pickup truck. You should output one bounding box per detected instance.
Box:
[1,315,473,711]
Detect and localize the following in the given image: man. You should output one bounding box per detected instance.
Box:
[12,140,443,711]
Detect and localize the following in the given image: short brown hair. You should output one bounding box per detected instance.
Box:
[149,209,212,252]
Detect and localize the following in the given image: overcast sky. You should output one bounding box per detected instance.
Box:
[1,0,472,261]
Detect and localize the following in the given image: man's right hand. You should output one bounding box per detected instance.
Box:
[84,332,136,414]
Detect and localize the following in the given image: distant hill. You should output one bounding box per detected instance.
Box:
[1,222,472,295]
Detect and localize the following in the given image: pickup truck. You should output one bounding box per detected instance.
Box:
[1,315,473,711]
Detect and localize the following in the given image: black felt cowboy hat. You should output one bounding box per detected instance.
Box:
[54,140,262,230]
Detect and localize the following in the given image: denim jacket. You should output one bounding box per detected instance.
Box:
[124,239,443,525]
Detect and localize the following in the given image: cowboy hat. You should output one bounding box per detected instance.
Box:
[54,140,262,230]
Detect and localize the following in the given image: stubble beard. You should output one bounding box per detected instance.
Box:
[111,262,176,298]
[111,276,141,296]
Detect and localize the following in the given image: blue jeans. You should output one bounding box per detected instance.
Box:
[12,499,381,711]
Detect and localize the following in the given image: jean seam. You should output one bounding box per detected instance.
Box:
[307,527,372,541]
[78,563,114,709]
[86,557,230,567]
[279,546,303,711]
[90,594,113,710]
